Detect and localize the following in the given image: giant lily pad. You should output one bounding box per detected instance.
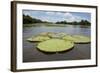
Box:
[62,35,90,43]
[27,36,50,42]
[37,39,74,52]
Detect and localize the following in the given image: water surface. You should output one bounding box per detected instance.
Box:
[23,24,91,62]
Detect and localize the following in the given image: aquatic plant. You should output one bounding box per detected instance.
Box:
[27,32,90,52]
[37,39,74,52]
[27,36,50,42]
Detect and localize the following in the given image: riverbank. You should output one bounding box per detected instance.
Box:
[23,23,90,27]
[23,23,67,27]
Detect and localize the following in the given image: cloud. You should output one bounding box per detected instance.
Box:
[56,12,64,15]
[23,11,32,16]
[64,12,73,17]
[62,12,82,22]
[23,10,88,22]
[42,11,83,22]
[64,13,74,22]
[46,12,55,15]
[46,11,66,16]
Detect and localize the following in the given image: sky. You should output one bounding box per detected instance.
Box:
[23,10,91,23]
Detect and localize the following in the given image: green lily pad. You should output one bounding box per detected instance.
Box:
[38,32,67,38]
[39,32,55,36]
[62,35,90,43]
[37,39,74,52]
[27,36,50,42]
[57,33,67,37]
[72,35,91,43]
[49,34,61,38]
[48,32,67,38]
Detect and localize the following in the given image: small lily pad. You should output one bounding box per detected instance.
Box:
[27,36,50,42]
[48,32,67,39]
[37,39,74,52]
[57,33,67,37]
[72,35,91,43]
[62,35,90,43]
[49,34,61,38]
[39,32,55,36]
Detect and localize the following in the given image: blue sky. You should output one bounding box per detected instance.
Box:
[23,10,91,22]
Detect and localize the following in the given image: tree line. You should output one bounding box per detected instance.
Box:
[23,14,43,24]
[23,14,91,25]
[56,20,91,25]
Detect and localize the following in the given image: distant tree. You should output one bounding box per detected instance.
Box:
[72,21,78,25]
[55,19,91,25]
[23,14,34,24]
[23,14,43,24]
[56,21,67,24]
[56,21,60,24]
[79,20,91,25]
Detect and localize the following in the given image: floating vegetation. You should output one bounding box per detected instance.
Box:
[37,39,74,52]
[27,32,90,53]
[27,36,50,42]
[48,32,67,39]
[62,35,90,43]
[38,32,51,36]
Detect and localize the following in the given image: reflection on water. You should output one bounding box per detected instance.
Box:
[23,24,91,62]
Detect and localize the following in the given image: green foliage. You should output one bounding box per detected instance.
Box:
[55,20,91,25]
[56,21,67,24]
[23,14,42,24]
[79,20,91,25]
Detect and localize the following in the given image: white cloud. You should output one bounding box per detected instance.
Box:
[64,12,73,17]
[23,11,32,16]
[46,11,55,15]
[63,12,82,22]
[64,13,75,22]
[41,11,83,22]
[39,15,53,22]
[56,12,64,15]
[23,10,85,22]
[23,12,30,15]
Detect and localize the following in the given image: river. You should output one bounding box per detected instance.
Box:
[23,24,91,62]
